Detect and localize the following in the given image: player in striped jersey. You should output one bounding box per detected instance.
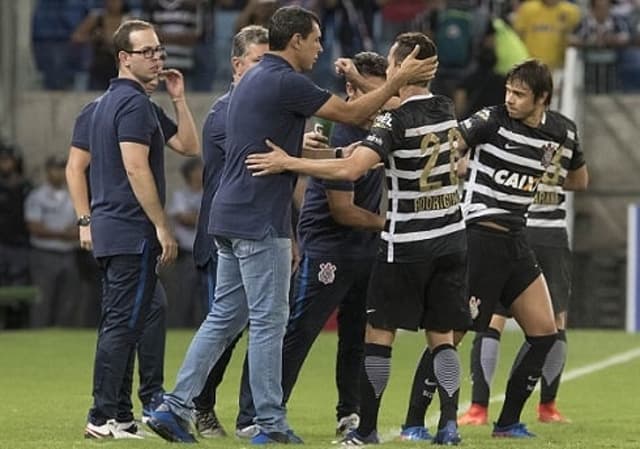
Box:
[447,59,586,438]
[246,32,470,445]
[458,113,588,426]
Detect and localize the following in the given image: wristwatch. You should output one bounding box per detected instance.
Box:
[77,215,91,227]
[335,147,343,159]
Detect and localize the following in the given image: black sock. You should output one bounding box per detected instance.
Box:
[496,334,556,427]
[432,344,461,430]
[403,347,435,428]
[470,328,501,407]
[357,343,392,436]
[540,329,567,404]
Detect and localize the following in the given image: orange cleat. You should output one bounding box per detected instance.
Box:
[458,403,489,426]
[537,401,571,423]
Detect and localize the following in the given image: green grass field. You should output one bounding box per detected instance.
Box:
[1,329,639,448]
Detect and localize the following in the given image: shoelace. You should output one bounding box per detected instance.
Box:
[196,412,220,430]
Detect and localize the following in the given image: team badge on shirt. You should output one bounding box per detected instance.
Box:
[372,112,393,131]
[541,143,558,168]
[318,262,337,285]
[469,296,482,320]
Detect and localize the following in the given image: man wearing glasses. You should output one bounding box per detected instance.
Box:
[83,19,200,439]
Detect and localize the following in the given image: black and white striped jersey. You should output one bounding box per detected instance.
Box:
[360,94,466,263]
[459,105,584,231]
[526,115,585,247]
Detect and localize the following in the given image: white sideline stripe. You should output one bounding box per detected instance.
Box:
[375,346,640,442]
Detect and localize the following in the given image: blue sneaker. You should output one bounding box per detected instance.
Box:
[432,420,461,445]
[250,429,304,445]
[146,403,197,443]
[339,429,380,446]
[141,391,165,424]
[492,422,535,438]
[399,425,432,441]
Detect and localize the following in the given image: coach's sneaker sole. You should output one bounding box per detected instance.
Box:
[492,422,535,438]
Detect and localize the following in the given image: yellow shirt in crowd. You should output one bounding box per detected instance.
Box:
[513,0,581,69]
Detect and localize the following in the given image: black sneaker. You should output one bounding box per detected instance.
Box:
[195,410,227,438]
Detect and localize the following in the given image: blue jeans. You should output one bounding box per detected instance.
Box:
[165,232,292,433]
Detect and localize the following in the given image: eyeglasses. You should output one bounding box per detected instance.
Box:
[125,46,166,59]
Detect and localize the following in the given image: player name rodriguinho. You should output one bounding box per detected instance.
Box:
[414,192,460,212]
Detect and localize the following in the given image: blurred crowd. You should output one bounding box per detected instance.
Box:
[0,138,209,328]
[29,0,640,95]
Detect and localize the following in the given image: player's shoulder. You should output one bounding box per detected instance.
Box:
[545,110,578,143]
[546,110,577,131]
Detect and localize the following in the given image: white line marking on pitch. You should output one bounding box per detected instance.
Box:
[424,346,640,427]
[373,346,640,442]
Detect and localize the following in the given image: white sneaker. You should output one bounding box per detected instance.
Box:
[84,419,144,439]
[235,424,259,439]
[336,413,360,437]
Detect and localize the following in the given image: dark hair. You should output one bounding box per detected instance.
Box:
[506,59,553,106]
[390,32,436,87]
[180,158,202,181]
[232,25,269,58]
[353,51,387,79]
[268,6,320,51]
[112,19,155,58]
[392,32,437,63]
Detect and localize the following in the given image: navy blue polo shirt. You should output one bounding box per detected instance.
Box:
[72,97,176,153]
[209,53,332,240]
[297,123,382,259]
[193,88,231,266]
[88,78,177,257]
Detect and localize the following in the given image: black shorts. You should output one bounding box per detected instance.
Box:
[366,251,471,332]
[493,244,572,317]
[467,225,542,331]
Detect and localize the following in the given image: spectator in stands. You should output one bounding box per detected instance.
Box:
[235,0,279,32]
[417,0,487,98]
[166,158,204,327]
[569,0,631,93]
[454,22,506,119]
[615,0,640,91]
[71,0,132,91]
[0,143,31,288]
[144,0,204,89]
[377,0,430,55]
[32,0,90,89]
[25,155,81,327]
[192,0,217,91]
[513,0,581,70]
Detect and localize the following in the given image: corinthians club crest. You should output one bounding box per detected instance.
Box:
[318,262,337,285]
[541,143,558,168]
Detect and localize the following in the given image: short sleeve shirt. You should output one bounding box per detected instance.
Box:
[209,54,332,240]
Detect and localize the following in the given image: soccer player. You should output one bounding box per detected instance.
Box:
[147,5,435,444]
[189,24,269,439]
[452,59,585,438]
[398,59,589,439]
[458,135,588,425]
[246,32,470,446]
[235,51,388,438]
[81,19,200,439]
